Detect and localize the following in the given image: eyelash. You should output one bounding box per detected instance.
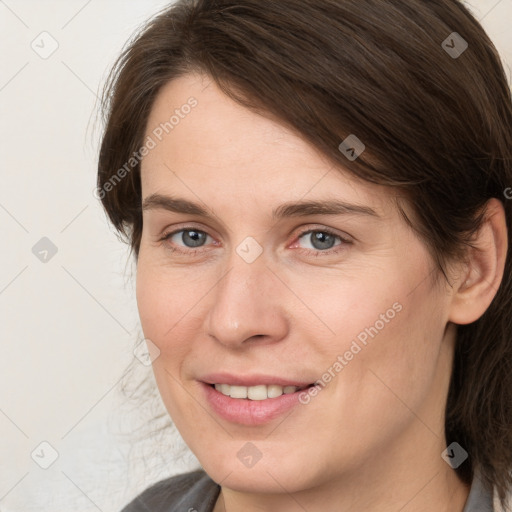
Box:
[159,226,351,257]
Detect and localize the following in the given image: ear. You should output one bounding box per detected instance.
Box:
[449,198,508,325]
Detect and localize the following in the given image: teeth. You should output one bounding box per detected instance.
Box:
[267,384,284,398]
[229,385,247,399]
[248,385,267,400]
[214,383,301,400]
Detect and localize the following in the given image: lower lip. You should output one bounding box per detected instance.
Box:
[201,382,308,426]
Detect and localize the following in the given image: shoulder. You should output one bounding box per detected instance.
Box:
[120,469,220,512]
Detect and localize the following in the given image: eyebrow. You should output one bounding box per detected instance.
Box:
[141,193,379,219]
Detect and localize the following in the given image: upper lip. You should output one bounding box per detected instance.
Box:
[200,372,314,388]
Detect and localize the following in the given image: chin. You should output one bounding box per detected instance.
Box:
[197,447,321,494]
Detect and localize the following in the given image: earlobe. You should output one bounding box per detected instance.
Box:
[449,198,508,325]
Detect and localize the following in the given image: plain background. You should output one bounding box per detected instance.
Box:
[0,1,511,510]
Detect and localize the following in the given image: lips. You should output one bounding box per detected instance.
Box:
[200,372,314,388]
[199,373,317,425]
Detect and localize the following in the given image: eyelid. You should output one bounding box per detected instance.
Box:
[159,222,217,241]
[294,226,351,242]
[163,227,212,242]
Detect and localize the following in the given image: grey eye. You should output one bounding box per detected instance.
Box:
[169,229,210,248]
[298,231,341,250]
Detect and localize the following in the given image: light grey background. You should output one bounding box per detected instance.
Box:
[1,1,511,511]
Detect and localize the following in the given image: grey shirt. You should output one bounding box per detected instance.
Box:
[121,468,494,512]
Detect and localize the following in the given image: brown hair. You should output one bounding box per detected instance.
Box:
[97,0,512,505]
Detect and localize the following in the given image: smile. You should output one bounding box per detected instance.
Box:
[212,383,310,400]
[201,380,317,425]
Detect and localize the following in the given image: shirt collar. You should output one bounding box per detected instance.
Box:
[463,468,495,512]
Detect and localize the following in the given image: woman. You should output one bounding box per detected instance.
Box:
[97,0,512,510]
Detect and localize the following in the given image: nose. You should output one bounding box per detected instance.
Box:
[204,253,289,349]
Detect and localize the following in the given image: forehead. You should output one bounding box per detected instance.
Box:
[141,72,396,217]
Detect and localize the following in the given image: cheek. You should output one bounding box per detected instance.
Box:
[135,254,204,347]
[287,262,410,363]
[135,258,207,424]
[323,279,448,440]
[300,259,448,421]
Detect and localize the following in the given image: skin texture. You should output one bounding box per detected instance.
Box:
[136,72,507,512]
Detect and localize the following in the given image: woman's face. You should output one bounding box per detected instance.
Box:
[137,72,459,495]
